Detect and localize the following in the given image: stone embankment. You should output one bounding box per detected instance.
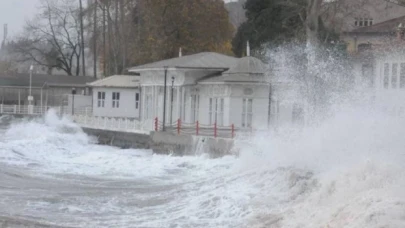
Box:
[81,128,234,157]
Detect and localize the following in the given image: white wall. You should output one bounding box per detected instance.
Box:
[92,87,140,118]
[228,84,270,129]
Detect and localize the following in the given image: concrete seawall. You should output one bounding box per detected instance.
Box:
[81,127,234,157]
[82,128,151,149]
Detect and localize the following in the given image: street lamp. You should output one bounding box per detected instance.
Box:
[162,66,168,131]
[28,65,34,114]
[170,76,175,126]
[71,87,76,115]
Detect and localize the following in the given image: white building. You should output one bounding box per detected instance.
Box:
[85,52,302,131]
[371,50,405,114]
[88,75,141,118]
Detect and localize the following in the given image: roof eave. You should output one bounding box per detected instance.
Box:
[88,85,140,89]
[47,83,90,87]
[198,81,268,85]
[128,66,229,72]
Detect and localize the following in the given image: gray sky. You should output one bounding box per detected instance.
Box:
[0,0,233,42]
[0,0,40,41]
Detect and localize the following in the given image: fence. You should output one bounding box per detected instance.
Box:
[0,105,250,138]
[0,104,60,116]
[153,117,252,139]
[0,104,92,116]
[72,115,151,134]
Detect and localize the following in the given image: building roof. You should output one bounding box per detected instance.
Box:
[128,52,238,71]
[198,56,267,84]
[0,73,96,87]
[87,75,140,88]
[198,74,267,84]
[347,16,405,34]
[223,56,266,74]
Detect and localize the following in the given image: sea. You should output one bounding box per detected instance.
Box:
[0,106,404,228]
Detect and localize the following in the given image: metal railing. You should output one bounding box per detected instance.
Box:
[0,104,57,115]
[154,117,254,139]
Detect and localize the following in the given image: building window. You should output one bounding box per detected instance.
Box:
[216,98,224,126]
[112,92,120,108]
[384,63,389,89]
[355,18,373,27]
[400,63,405,88]
[191,95,199,123]
[357,43,371,52]
[209,98,224,126]
[242,98,253,128]
[392,63,398,88]
[97,92,105,107]
[362,64,374,87]
[135,92,140,109]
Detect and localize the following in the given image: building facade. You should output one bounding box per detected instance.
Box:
[86,52,302,130]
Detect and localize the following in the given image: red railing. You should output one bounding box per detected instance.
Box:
[153,117,244,139]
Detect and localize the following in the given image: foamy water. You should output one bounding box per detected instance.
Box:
[0,107,404,227]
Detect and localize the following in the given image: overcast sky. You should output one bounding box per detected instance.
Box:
[0,0,41,41]
[0,0,234,42]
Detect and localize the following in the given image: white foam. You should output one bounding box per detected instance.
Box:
[0,104,404,227]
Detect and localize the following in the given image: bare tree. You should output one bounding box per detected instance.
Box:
[93,0,98,78]
[102,1,107,77]
[79,0,86,76]
[120,0,126,72]
[10,0,83,76]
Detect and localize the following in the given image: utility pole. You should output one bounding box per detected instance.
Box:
[79,0,86,76]
[162,66,168,131]
[28,65,34,114]
[170,76,175,126]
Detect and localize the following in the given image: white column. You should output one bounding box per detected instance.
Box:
[181,87,185,121]
[152,86,155,119]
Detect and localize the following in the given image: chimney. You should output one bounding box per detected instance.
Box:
[2,24,7,47]
[246,41,250,56]
[179,47,182,57]
[397,23,405,40]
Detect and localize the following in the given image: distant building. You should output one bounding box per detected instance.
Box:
[86,52,303,130]
[324,0,405,37]
[0,73,95,108]
[338,5,405,113]
[87,75,140,119]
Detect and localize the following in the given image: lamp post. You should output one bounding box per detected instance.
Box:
[28,65,34,114]
[162,66,168,131]
[170,76,175,126]
[71,87,76,115]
